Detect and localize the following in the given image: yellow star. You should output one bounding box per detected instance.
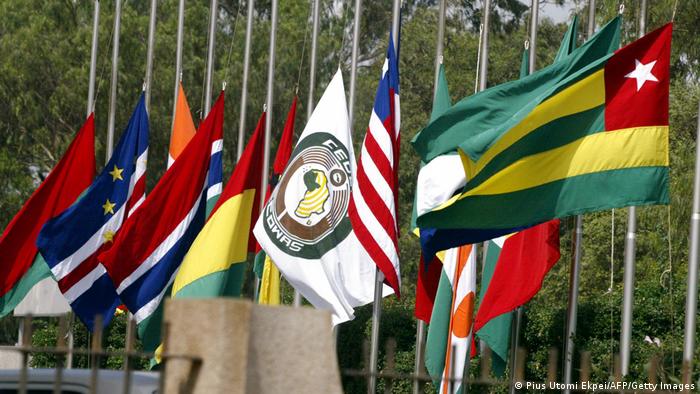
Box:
[103,230,115,243]
[102,199,116,215]
[109,165,124,182]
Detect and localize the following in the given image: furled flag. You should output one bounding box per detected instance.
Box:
[348,32,401,296]
[37,96,149,330]
[254,97,298,305]
[413,62,453,322]
[172,110,265,300]
[167,82,197,167]
[414,16,618,258]
[254,70,385,325]
[0,115,95,316]
[425,244,477,394]
[414,21,673,233]
[99,92,224,339]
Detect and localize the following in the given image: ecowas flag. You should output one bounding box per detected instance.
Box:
[253,69,389,325]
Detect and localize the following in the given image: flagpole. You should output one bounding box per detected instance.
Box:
[171,0,185,133]
[348,0,362,131]
[413,2,446,392]
[237,0,254,161]
[563,2,593,391]
[105,0,122,162]
[87,1,100,116]
[683,57,700,389]
[204,0,218,115]
[144,0,157,111]
[292,0,321,308]
[620,0,645,377]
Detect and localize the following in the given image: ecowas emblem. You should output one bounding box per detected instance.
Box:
[263,132,352,259]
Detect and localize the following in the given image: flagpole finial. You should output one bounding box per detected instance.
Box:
[618,3,625,14]
[142,80,147,92]
[524,39,530,50]
[222,81,227,91]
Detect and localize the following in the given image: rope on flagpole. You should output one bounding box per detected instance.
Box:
[222,0,243,86]
[93,1,123,114]
[338,1,351,68]
[662,204,677,374]
[671,0,679,22]
[295,0,313,92]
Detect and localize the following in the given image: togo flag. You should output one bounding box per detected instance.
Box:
[425,244,476,394]
[253,69,386,325]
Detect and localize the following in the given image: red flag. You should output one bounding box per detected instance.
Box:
[414,254,442,322]
[473,220,561,333]
[0,115,95,300]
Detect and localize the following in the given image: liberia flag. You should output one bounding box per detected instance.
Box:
[99,92,224,332]
[37,95,149,330]
[348,32,401,296]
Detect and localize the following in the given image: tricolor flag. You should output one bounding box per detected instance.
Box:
[425,244,477,394]
[348,32,401,296]
[99,93,225,336]
[172,109,265,299]
[37,95,149,330]
[0,115,95,316]
[167,82,197,167]
[254,97,298,305]
[414,21,672,232]
[254,70,383,324]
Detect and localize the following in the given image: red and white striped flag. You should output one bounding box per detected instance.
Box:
[349,33,401,296]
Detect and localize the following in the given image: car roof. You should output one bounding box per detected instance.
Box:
[0,369,159,394]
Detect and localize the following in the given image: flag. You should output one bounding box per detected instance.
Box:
[414,21,672,233]
[348,32,401,295]
[99,93,224,338]
[425,244,477,394]
[0,115,95,316]
[37,96,149,330]
[167,82,197,167]
[253,69,384,325]
[172,110,265,300]
[413,62,452,322]
[474,220,561,334]
[554,15,578,62]
[254,97,298,305]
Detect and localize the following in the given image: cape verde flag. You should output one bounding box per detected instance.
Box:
[99,93,225,326]
[37,95,149,330]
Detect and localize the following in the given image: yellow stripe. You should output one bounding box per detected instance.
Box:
[437,126,668,209]
[172,189,256,296]
[472,69,605,176]
[258,256,281,305]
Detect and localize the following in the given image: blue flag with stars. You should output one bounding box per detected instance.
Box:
[37,94,149,331]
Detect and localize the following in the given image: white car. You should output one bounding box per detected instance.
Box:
[0,369,159,394]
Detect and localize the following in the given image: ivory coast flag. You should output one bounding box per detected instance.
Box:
[414,21,672,232]
[425,244,476,394]
[167,82,197,167]
[171,111,266,299]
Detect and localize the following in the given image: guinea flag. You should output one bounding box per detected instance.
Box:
[172,110,266,299]
[414,22,671,232]
[0,115,95,315]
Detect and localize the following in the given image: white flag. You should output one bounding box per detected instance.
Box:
[253,69,390,325]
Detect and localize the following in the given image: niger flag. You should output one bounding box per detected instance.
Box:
[171,111,265,298]
[414,21,672,232]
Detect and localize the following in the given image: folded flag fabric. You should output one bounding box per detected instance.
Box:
[37,96,149,330]
[172,110,265,300]
[1,115,95,317]
[99,93,224,336]
[255,96,298,305]
[348,32,402,296]
[254,69,386,325]
[425,244,477,394]
[415,22,672,232]
[474,220,561,333]
[167,82,197,167]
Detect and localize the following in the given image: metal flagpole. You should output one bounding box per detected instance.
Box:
[171,0,186,131]
[478,0,491,92]
[620,0,645,377]
[292,0,321,308]
[348,0,362,131]
[412,2,446,392]
[106,0,122,162]
[682,53,700,389]
[368,5,400,393]
[144,0,157,111]
[87,1,100,116]
[237,0,254,161]
[204,0,218,115]
[563,2,594,391]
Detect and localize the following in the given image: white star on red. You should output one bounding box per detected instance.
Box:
[624,59,659,91]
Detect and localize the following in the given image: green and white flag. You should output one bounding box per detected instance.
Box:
[253,69,390,325]
[425,244,477,394]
